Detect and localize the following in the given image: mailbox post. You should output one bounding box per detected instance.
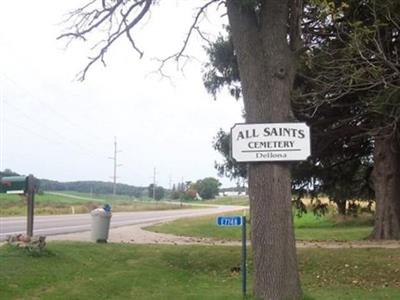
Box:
[26,175,35,237]
[0,175,37,237]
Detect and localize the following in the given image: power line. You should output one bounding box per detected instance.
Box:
[1,73,110,145]
[3,108,100,157]
[0,76,114,159]
[0,76,127,183]
[3,98,89,149]
[4,118,65,146]
[4,116,105,158]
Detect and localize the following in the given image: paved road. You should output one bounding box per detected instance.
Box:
[0,205,245,241]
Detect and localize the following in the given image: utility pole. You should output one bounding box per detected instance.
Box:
[180,176,184,207]
[109,137,122,196]
[152,167,156,200]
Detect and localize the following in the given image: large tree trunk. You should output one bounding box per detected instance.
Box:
[227,1,302,299]
[248,165,301,299]
[372,131,400,240]
[336,200,347,215]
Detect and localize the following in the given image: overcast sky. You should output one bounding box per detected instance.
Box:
[0,1,244,188]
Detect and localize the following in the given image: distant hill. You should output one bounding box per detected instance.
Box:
[0,169,20,177]
[39,179,148,198]
[0,169,147,197]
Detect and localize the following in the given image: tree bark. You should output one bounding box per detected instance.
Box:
[336,200,347,215]
[227,1,302,299]
[372,131,400,240]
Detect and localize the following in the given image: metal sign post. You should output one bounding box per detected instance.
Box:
[241,216,247,296]
[217,215,247,297]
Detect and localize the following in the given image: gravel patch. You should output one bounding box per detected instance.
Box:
[47,221,400,248]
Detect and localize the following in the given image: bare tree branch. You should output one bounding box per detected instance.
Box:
[59,0,151,80]
[58,0,222,81]
[153,0,220,78]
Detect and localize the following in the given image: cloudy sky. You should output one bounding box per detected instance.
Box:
[0,1,244,188]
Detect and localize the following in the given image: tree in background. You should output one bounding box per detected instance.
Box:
[184,182,198,201]
[147,184,155,199]
[170,184,180,200]
[0,169,19,177]
[291,157,374,216]
[213,129,247,180]
[296,0,400,239]
[154,186,165,201]
[170,181,198,201]
[196,177,221,199]
[148,184,165,201]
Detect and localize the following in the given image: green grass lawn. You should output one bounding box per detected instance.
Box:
[202,196,249,206]
[147,212,374,241]
[0,242,399,299]
[0,192,101,205]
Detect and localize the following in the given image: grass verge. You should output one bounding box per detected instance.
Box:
[147,212,374,241]
[202,196,249,206]
[0,242,399,299]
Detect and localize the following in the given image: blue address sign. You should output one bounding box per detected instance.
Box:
[216,216,243,227]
